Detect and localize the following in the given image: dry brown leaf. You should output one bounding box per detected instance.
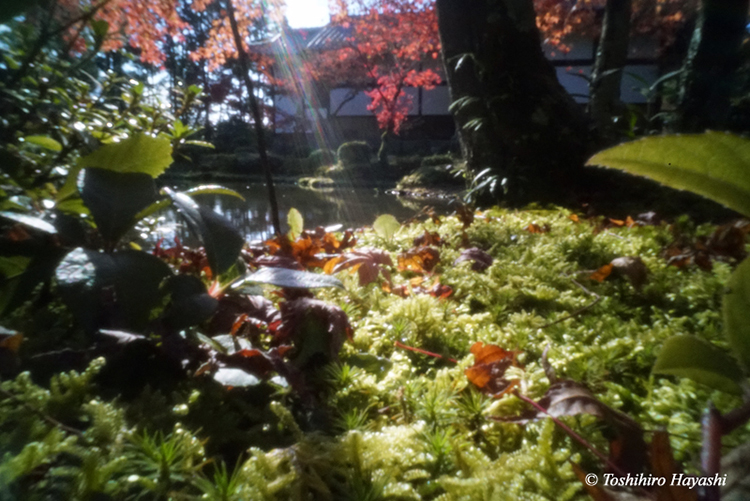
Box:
[590,264,614,282]
[610,256,649,290]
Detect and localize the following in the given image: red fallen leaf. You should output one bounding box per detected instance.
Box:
[276,298,353,366]
[454,203,475,229]
[207,295,280,337]
[625,216,636,228]
[382,281,410,297]
[6,225,31,241]
[397,246,440,273]
[413,230,443,247]
[453,247,493,272]
[425,281,452,299]
[525,223,550,234]
[590,263,613,282]
[568,214,580,223]
[465,342,522,397]
[706,221,748,260]
[500,378,646,474]
[326,248,393,287]
[0,333,23,353]
[608,218,625,227]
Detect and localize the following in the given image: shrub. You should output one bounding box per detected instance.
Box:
[421,154,455,167]
[337,141,372,168]
[308,149,337,169]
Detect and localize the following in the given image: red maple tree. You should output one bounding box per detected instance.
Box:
[307,0,441,138]
[534,0,696,53]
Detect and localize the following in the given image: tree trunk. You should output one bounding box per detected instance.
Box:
[436,0,593,204]
[677,0,749,132]
[225,0,282,236]
[590,0,632,138]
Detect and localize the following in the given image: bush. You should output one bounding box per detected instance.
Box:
[397,164,462,189]
[421,154,455,167]
[308,149,337,169]
[337,141,372,168]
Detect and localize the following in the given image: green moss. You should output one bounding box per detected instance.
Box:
[5,207,749,499]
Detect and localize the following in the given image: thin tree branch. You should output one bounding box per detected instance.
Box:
[539,279,601,329]
[225,0,281,236]
[0,387,84,437]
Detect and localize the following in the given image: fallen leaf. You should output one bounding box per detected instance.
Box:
[465,342,521,397]
[453,247,493,272]
[525,223,550,234]
[326,248,393,287]
[397,246,440,273]
[590,264,614,282]
[610,256,649,290]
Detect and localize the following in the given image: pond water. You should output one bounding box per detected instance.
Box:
[150,183,458,244]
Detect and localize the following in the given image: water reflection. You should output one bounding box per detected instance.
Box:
[151,183,456,245]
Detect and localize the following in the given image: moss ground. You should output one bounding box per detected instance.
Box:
[2,207,748,500]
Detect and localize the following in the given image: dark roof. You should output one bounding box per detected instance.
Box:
[304,25,352,50]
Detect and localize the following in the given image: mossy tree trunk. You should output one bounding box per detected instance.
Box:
[435,0,594,204]
[677,0,749,132]
[590,0,632,139]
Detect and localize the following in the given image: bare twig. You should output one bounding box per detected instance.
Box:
[0,387,84,437]
[539,278,601,329]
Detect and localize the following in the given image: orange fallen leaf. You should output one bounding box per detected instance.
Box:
[590,264,613,282]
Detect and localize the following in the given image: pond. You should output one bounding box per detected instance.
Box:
[148,183,459,244]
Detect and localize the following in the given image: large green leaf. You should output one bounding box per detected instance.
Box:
[288,207,303,239]
[652,335,744,395]
[586,132,750,217]
[160,275,218,330]
[79,168,157,246]
[78,133,173,178]
[373,214,400,240]
[0,212,57,234]
[56,248,172,332]
[724,258,750,373]
[239,267,344,290]
[184,185,245,200]
[23,135,62,152]
[163,188,244,276]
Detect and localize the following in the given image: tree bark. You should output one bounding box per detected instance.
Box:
[225,0,282,236]
[436,0,593,204]
[677,0,749,132]
[590,0,632,138]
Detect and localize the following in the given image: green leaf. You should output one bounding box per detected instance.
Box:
[0,257,30,279]
[373,214,400,240]
[724,258,750,373]
[652,336,744,395]
[288,207,303,240]
[23,135,62,152]
[213,368,260,387]
[0,212,57,234]
[134,198,171,220]
[586,132,750,217]
[163,188,244,276]
[78,133,173,178]
[55,248,172,332]
[184,185,245,200]
[79,168,157,246]
[90,19,109,44]
[160,275,218,330]
[183,140,215,149]
[239,267,344,290]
